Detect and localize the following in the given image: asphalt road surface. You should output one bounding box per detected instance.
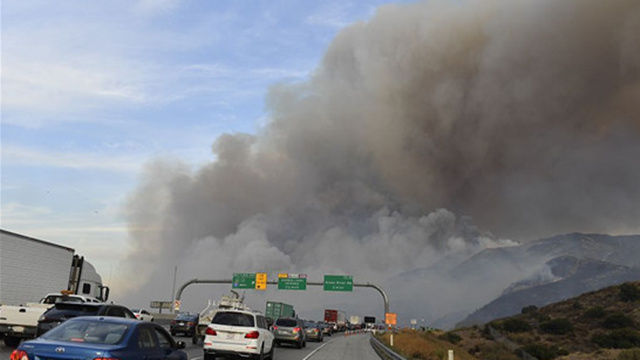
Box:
[1,332,381,360]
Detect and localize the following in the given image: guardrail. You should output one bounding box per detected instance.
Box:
[370,335,406,360]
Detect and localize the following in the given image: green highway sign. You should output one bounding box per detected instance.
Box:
[323,275,353,292]
[278,277,307,290]
[233,273,256,289]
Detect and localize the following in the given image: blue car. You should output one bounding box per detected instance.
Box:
[11,316,187,360]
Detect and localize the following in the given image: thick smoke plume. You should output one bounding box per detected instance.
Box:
[117,0,640,325]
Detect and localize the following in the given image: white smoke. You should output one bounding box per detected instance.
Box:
[114,0,640,326]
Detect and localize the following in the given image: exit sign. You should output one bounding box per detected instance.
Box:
[232,273,256,289]
[278,274,307,290]
[323,275,353,292]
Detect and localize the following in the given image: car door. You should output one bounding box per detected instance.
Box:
[151,324,185,360]
[138,324,164,360]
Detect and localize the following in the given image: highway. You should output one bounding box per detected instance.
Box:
[0,331,381,360]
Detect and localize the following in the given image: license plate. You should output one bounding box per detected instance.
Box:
[279,330,290,335]
[226,333,236,340]
[179,322,185,326]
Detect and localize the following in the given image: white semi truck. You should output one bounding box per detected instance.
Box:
[0,229,110,346]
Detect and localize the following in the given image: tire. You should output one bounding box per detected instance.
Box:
[252,344,265,360]
[4,336,21,348]
[303,340,306,348]
[296,340,302,349]
[268,342,275,359]
[171,331,176,336]
[203,352,216,360]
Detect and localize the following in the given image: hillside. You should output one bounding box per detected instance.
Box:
[448,281,640,359]
[393,233,640,330]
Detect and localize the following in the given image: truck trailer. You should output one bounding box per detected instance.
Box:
[265,301,295,321]
[0,229,109,346]
[324,309,347,332]
[0,229,109,305]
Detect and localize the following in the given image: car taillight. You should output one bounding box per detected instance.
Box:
[205,327,217,336]
[171,320,176,325]
[10,350,29,360]
[245,331,260,339]
[187,322,195,326]
[293,327,301,333]
[271,326,278,331]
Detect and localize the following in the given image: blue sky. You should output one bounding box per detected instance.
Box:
[1,0,407,275]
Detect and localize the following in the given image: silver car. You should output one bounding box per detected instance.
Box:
[271,317,306,348]
[304,321,324,342]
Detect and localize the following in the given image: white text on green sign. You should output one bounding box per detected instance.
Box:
[324,275,353,292]
[232,273,256,289]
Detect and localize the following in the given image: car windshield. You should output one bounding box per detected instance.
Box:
[212,312,254,327]
[275,318,298,327]
[42,319,129,345]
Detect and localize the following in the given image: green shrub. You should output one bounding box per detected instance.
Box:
[439,331,462,344]
[603,313,635,329]
[502,318,532,333]
[540,318,574,335]
[618,348,640,360]
[584,306,606,319]
[521,305,538,315]
[592,329,640,349]
[620,284,640,302]
[517,344,568,360]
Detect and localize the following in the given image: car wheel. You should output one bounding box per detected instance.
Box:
[303,340,306,348]
[3,336,21,348]
[171,331,176,336]
[203,353,216,360]
[252,344,265,360]
[296,340,302,349]
[268,342,275,359]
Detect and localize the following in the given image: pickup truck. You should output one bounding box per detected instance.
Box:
[0,293,101,347]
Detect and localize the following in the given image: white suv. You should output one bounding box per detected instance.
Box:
[203,309,274,360]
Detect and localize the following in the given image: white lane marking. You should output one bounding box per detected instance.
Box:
[302,338,339,360]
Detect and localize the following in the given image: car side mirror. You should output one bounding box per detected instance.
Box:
[176,341,186,349]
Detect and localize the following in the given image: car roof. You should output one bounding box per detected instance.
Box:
[216,309,260,315]
[65,315,142,325]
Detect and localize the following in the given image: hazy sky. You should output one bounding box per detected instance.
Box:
[1,0,399,276]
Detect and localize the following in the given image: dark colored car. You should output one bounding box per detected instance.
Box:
[170,314,198,337]
[272,317,306,348]
[12,316,187,360]
[36,302,136,336]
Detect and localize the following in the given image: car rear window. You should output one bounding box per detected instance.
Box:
[176,315,197,321]
[212,312,255,327]
[43,319,129,345]
[275,318,298,327]
[44,305,101,319]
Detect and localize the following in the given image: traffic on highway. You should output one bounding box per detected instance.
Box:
[2,288,387,360]
[1,314,382,360]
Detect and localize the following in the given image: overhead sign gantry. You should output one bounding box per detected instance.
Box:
[173,273,390,317]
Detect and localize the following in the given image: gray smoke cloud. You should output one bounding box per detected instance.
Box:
[116,0,640,325]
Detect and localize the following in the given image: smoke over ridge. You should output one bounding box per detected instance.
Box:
[118,0,640,323]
